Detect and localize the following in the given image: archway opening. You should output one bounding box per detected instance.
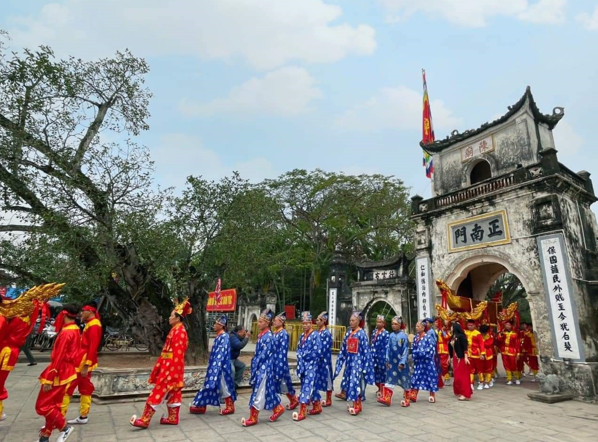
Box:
[470,160,492,185]
[452,261,540,382]
[364,300,397,335]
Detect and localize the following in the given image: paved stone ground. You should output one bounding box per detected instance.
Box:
[1,363,598,442]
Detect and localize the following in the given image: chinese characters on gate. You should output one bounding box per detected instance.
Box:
[371,269,397,280]
[415,257,431,320]
[460,135,495,162]
[448,210,511,252]
[538,235,581,360]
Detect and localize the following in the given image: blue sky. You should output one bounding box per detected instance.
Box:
[2,0,598,204]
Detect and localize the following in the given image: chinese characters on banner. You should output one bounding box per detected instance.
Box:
[371,269,397,280]
[207,288,237,312]
[538,234,582,360]
[328,288,337,326]
[415,257,432,320]
[448,210,511,252]
[460,135,495,162]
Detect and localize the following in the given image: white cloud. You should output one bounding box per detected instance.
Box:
[378,0,567,27]
[7,0,376,70]
[334,86,461,132]
[576,5,598,30]
[151,133,276,190]
[553,120,584,157]
[179,67,322,117]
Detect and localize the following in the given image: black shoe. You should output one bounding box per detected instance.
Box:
[28,362,38,366]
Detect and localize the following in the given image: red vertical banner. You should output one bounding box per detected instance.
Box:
[422,69,435,178]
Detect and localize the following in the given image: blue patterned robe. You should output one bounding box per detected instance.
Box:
[296,329,322,403]
[316,327,334,393]
[411,332,439,392]
[192,331,237,407]
[248,330,281,410]
[272,327,295,396]
[371,328,390,384]
[334,328,375,401]
[385,330,411,390]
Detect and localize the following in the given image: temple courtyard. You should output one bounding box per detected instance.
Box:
[1,362,597,442]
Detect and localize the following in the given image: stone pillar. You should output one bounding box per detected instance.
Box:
[540,147,560,175]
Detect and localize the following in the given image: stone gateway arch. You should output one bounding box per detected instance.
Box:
[411,87,598,400]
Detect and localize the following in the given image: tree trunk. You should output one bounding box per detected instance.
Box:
[185,282,210,365]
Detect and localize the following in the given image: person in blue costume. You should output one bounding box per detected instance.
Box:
[371,314,390,397]
[241,309,285,427]
[409,320,439,404]
[377,316,411,407]
[423,317,443,389]
[334,311,375,416]
[189,315,237,415]
[272,311,299,410]
[293,312,323,421]
[315,311,334,407]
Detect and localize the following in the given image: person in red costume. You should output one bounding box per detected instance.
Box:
[36,304,81,442]
[496,320,521,385]
[518,322,540,381]
[436,319,452,386]
[464,319,485,391]
[478,324,494,389]
[0,296,48,422]
[130,298,191,429]
[62,301,103,424]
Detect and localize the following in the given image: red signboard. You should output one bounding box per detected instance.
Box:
[284,305,295,320]
[207,288,237,312]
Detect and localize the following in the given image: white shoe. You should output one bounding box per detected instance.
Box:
[56,425,74,442]
[522,372,527,377]
[0,412,6,421]
[483,384,490,389]
[531,376,537,383]
[477,384,484,390]
[515,380,521,385]
[489,381,494,388]
[67,416,88,425]
[444,379,452,386]
[506,381,513,385]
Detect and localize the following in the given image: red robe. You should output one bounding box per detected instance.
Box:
[0,314,36,401]
[66,317,103,398]
[146,322,188,407]
[496,330,520,374]
[437,328,451,379]
[36,323,81,437]
[518,330,539,372]
[464,329,485,382]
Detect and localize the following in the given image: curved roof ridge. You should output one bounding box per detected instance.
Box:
[421,87,565,153]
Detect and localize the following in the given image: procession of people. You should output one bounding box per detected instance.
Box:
[0,285,541,441]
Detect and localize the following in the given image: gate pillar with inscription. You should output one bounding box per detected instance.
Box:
[411,87,598,399]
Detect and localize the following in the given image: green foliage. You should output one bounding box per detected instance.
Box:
[487,273,532,324]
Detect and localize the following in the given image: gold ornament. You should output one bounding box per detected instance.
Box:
[0,283,66,318]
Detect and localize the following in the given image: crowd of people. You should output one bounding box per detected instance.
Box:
[0,294,541,440]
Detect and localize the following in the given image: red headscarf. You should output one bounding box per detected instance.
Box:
[82,304,100,322]
[54,309,78,333]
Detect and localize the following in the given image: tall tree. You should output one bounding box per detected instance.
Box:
[0,36,171,353]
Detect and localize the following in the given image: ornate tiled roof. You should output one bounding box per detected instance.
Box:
[353,255,406,269]
[420,86,565,153]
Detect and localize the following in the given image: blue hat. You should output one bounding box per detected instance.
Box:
[317,311,329,321]
[301,311,312,322]
[216,315,227,326]
[260,309,274,322]
[275,311,287,322]
[351,311,363,320]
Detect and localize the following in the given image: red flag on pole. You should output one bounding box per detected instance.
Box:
[215,278,222,302]
[422,69,435,178]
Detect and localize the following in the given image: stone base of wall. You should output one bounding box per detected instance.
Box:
[540,358,598,401]
[87,362,299,403]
